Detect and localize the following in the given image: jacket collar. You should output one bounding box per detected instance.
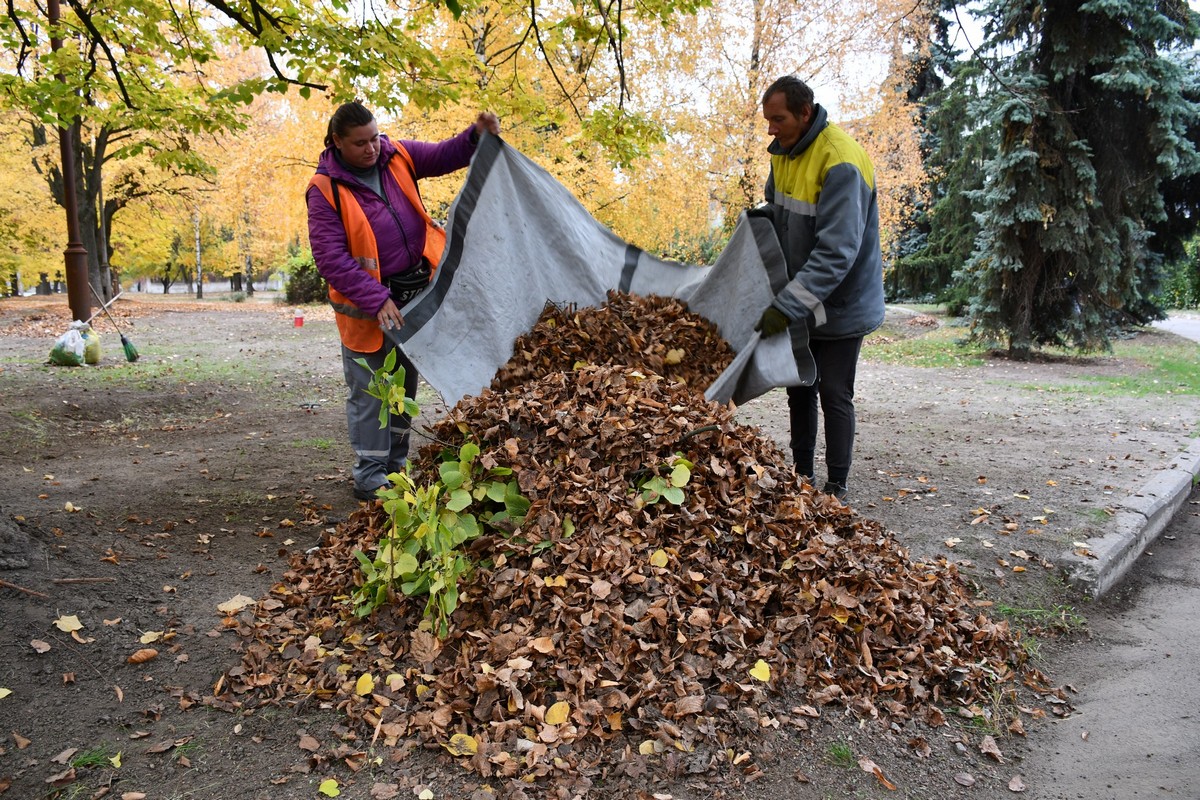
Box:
[767,104,829,158]
[316,134,399,182]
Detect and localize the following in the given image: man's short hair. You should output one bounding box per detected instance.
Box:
[763,75,815,117]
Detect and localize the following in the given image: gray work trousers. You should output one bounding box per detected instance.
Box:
[341,343,417,492]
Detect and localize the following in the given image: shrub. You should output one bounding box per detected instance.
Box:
[284,249,327,305]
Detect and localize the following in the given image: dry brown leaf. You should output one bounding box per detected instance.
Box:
[127,648,158,665]
[980,734,1004,762]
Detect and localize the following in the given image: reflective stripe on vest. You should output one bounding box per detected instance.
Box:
[308,146,448,352]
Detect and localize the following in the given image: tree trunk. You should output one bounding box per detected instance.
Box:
[194,210,203,300]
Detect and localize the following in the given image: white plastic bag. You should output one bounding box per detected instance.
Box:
[49,322,87,366]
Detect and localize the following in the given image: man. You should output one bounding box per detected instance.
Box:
[752,75,885,501]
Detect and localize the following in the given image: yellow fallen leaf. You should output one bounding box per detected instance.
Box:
[139,631,163,644]
[54,615,83,633]
[355,673,375,696]
[0,687,11,700]
[443,733,478,756]
[216,595,254,615]
[638,740,661,755]
[545,701,570,725]
[649,549,669,568]
[110,752,122,767]
[318,778,341,796]
[664,348,684,365]
[418,790,434,800]
[749,659,771,682]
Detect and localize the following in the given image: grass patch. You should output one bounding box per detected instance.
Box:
[1061,336,1200,397]
[993,602,1086,634]
[825,741,856,768]
[70,745,116,768]
[866,316,1200,398]
[2,409,49,447]
[23,351,269,394]
[293,437,337,451]
[865,324,989,368]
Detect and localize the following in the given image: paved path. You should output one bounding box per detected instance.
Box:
[1026,313,1200,798]
[1028,488,1200,798]
[1152,310,1200,342]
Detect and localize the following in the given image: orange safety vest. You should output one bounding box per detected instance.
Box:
[308,146,447,353]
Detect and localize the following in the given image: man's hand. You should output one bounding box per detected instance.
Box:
[754,306,791,338]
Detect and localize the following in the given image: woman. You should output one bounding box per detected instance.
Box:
[307,101,500,501]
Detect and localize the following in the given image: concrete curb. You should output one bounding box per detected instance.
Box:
[1061,439,1200,597]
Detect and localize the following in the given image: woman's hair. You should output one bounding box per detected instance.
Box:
[324,102,375,149]
[762,75,815,117]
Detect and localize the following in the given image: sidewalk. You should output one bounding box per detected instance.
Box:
[1023,314,1200,796]
[1066,313,1200,597]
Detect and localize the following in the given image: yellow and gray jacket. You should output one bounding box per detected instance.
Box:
[764,105,885,340]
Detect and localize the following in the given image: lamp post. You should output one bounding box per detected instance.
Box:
[48,0,91,323]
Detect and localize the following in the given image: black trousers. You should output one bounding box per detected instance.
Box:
[786,336,864,485]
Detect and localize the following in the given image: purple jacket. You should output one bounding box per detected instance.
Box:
[306,127,477,317]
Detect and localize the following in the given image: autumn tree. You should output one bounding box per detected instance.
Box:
[1,0,715,309]
[0,112,63,294]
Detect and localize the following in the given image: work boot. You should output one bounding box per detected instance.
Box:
[353,483,389,502]
[822,481,848,502]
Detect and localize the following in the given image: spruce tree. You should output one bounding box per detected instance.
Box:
[888,1,988,307]
[961,0,1199,354]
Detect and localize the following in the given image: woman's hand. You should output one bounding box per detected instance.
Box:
[474,112,500,138]
[377,298,405,330]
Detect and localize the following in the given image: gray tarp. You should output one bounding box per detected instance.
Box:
[387,134,814,407]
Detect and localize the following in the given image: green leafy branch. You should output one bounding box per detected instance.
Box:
[354,349,419,429]
[633,454,693,508]
[351,353,529,638]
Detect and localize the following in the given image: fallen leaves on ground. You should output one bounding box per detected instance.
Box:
[214,293,1044,797]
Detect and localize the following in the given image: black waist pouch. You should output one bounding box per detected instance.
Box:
[387,260,432,306]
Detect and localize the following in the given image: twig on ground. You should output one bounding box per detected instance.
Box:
[0,577,48,598]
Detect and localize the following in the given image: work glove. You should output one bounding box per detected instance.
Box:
[754,306,791,338]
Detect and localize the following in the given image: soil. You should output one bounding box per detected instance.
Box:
[1,294,1197,800]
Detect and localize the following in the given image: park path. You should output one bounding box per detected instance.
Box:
[1023,314,1200,798]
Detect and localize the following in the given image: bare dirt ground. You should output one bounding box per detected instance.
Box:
[1,294,1198,800]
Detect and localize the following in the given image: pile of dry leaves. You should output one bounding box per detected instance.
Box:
[219,293,1033,796]
[490,291,735,393]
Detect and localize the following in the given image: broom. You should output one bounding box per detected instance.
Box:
[87,285,140,362]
